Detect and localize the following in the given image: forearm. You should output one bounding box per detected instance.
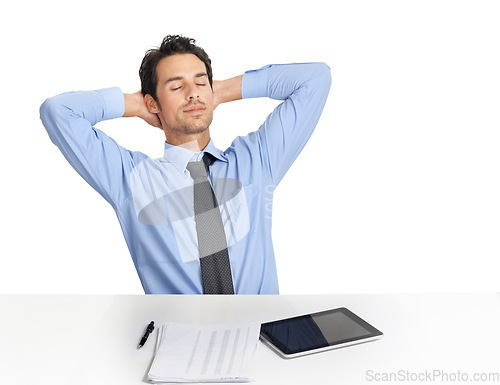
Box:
[40,88,125,147]
[213,75,243,107]
[123,91,143,118]
[242,62,331,101]
[239,63,331,185]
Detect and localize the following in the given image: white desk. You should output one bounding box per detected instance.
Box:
[1,294,499,384]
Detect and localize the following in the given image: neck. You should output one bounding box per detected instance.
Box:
[164,131,211,152]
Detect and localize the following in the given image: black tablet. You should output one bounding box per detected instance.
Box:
[260,307,383,358]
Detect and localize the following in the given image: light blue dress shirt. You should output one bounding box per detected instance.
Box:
[40,62,331,294]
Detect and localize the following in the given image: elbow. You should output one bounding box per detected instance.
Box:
[39,96,60,126]
[309,62,331,75]
[316,62,331,74]
[39,97,59,144]
[39,95,70,141]
[317,62,332,84]
[39,94,73,127]
[39,97,51,119]
[311,62,332,95]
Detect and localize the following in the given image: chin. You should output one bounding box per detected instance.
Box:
[187,118,212,133]
[165,115,213,136]
[185,122,210,134]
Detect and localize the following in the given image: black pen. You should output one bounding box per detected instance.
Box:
[138,321,155,349]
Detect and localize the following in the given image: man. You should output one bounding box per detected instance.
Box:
[40,35,331,294]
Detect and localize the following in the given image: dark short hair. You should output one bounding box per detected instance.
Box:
[139,35,213,102]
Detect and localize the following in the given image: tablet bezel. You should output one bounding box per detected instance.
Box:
[259,307,383,359]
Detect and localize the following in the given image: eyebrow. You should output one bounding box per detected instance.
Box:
[164,72,208,84]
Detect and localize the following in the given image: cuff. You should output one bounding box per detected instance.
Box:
[96,87,125,121]
[241,65,273,99]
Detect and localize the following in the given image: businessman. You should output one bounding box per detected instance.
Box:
[40,35,331,294]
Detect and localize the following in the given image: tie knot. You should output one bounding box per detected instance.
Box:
[186,153,215,180]
[186,160,207,180]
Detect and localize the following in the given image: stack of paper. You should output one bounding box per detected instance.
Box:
[148,322,261,383]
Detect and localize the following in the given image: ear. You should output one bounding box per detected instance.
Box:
[144,94,161,114]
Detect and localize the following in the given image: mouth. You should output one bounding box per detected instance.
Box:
[183,104,206,114]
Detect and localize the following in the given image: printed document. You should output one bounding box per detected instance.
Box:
[148,322,260,383]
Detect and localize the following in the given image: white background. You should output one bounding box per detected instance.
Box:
[1,0,499,294]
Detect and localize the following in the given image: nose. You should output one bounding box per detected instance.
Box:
[186,84,199,101]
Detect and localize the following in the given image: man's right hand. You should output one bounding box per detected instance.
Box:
[123,91,162,129]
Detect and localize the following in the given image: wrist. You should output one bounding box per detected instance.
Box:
[123,91,143,118]
[213,75,243,107]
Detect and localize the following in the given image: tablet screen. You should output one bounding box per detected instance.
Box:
[260,307,382,356]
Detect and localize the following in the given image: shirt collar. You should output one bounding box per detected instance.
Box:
[162,139,228,174]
